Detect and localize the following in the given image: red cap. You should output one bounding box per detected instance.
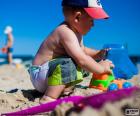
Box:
[84,7,109,19]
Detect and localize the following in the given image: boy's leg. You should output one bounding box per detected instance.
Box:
[39,58,83,103]
[7,48,13,64]
[40,85,66,104]
[45,85,66,98]
[7,53,13,64]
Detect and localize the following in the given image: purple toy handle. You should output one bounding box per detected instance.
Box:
[81,86,140,109]
[3,96,83,116]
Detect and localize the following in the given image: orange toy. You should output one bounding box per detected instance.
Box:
[89,73,115,91]
[112,79,125,89]
[1,47,7,53]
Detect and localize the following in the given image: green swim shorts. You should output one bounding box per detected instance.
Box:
[47,58,84,86]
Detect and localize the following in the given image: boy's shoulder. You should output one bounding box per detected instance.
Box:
[49,22,78,45]
[53,23,77,43]
[55,23,74,35]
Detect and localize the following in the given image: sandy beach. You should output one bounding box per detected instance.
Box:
[0,64,140,115]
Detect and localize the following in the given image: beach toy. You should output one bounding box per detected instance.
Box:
[3,96,83,116]
[103,44,138,79]
[108,80,133,91]
[89,72,115,91]
[112,79,124,89]
[12,58,23,69]
[108,83,118,91]
[80,87,140,109]
[1,47,7,53]
[3,87,140,116]
[123,82,132,88]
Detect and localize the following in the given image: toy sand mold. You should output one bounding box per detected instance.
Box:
[103,44,138,79]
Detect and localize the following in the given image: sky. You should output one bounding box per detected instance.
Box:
[0,0,140,56]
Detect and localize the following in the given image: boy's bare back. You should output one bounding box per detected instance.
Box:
[33,22,83,66]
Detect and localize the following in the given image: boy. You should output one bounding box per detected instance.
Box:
[2,26,14,64]
[29,0,114,103]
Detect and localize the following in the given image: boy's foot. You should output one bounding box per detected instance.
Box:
[39,96,56,104]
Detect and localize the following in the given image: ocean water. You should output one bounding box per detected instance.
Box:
[0,55,33,67]
[0,55,140,71]
[130,56,140,72]
[137,63,140,72]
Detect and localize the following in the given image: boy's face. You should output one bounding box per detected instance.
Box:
[77,11,94,35]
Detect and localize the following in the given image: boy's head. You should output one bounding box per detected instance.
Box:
[62,0,109,19]
[62,0,109,35]
[4,26,13,34]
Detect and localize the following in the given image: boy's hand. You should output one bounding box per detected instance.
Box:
[99,59,114,74]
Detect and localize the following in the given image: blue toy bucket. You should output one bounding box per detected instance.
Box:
[103,44,138,79]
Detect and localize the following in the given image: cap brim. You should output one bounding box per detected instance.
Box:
[84,7,109,19]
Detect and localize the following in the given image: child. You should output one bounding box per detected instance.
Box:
[28,0,114,103]
[2,26,14,64]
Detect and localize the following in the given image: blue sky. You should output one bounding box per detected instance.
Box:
[0,0,140,56]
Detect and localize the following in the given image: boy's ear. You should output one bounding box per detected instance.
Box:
[74,12,82,23]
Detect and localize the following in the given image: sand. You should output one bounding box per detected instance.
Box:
[0,64,140,115]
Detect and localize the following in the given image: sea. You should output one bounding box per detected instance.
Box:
[0,55,33,68]
[0,55,140,72]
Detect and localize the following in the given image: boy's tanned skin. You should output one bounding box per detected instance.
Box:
[3,26,14,64]
[31,1,114,103]
[33,8,112,74]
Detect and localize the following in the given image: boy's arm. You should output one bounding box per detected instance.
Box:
[59,29,111,74]
[83,46,99,58]
[84,47,107,61]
